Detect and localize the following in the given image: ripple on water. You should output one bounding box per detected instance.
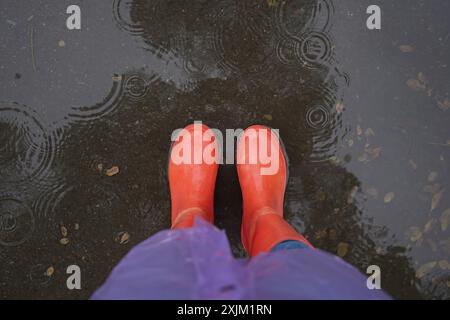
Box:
[69,72,160,121]
[0,102,58,184]
[274,0,335,38]
[303,82,347,163]
[0,198,35,247]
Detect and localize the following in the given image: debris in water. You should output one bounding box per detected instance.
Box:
[416,261,436,279]
[384,192,395,204]
[437,98,450,111]
[61,226,68,237]
[116,231,130,244]
[106,166,120,176]
[337,242,349,257]
[399,45,414,53]
[440,208,450,231]
[428,171,438,182]
[46,266,54,277]
[431,189,444,211]
[406,226,422,242]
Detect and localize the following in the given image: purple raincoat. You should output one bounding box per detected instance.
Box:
[92,219,390,300]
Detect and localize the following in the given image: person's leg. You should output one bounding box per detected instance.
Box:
[237,125,313,257]
[169,122,219,228]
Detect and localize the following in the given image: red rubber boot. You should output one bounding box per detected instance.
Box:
[169,123,219,229]
[237,125,313,256]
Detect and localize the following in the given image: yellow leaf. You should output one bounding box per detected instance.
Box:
[106,166,120,177]
[46,266,54,277]
[384,192,395,204]
[440,208,450,231]
[431,189,444,211]
[337,242,349,257]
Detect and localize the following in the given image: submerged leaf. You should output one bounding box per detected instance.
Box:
[337,242,349,257]
[431,189,444,211]
[106,166,120,177]
[416,261,437,279]
[406,227,423,242]
[440,208,450,231]
[46,266,54,277]
[384,192,395,204]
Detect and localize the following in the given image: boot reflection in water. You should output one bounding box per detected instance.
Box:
[92,123,390,300]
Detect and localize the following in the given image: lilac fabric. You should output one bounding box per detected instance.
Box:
[92,218,390,300]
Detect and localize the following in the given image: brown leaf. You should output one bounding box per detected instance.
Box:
[59,238,69,245]
[337,242,349,257]
[437,98,450,111]
[440,208,450,231]
[106,166,120,177]
[335,101,344,114]
[406,78,426,91]
[399,45,414,53]
[263,114,273,121]
[406,227,422,242]
[431,189,444,211]
[60,226,68,237]
[416,261,437,279]
[384,192,395,204]
[46,266,55,277]
[116,231,130,245]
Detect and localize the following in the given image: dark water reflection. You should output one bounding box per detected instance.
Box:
[0,0,449,299]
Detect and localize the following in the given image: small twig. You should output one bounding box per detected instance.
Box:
[30,26,37,72]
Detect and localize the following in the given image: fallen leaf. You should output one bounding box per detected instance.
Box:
[428,171,438,182]
[417,72,427,84]
[431,189,444,211]
[437,98,450,111]
[366,147,382,159]
[440,208,450,231]
[106,166,120,177]
[406,227,423,242]
[335,101,344,114]
[408,159,418,170]
[61,226,68,237]
[263,114,273,121]
[58,40,65,47]
[46,266,54,277]
[399,45,414,53]
[116,231,130,244]
[112,74,122,82]
[384,192,395,204]
[424,219,435,234]
[337,242,349,257]
[96,163,103,172]
[364,128,375,137]
[347,186,359,204]
[416,261,437,279]
[347,139,354,147]
[74,223,80,230]
[356,125,363,136]
[407,78,426,91]
[60,238,69,245]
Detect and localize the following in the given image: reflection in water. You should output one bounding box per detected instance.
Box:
[0,0,448,299]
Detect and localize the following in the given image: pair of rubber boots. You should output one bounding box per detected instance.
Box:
[169,123,312,257]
